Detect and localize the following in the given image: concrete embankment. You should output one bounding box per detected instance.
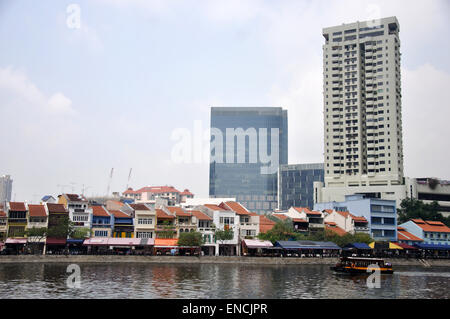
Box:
[1,255,450,267]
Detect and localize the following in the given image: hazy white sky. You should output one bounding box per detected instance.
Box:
[0,0,449,202]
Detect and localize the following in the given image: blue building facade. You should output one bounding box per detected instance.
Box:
[314,194,397,241]
[209,107,288,214]
[278,163,324,210]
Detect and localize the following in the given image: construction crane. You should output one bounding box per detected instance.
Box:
[106,168,114,197]
[126,168,133,190]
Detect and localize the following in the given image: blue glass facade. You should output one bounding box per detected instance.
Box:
[209,107,288,214]
[278,163,324,210]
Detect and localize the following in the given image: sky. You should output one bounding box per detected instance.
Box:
[0,0,449,202]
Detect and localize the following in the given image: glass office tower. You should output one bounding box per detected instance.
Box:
[278,163,324,210]
[209,107,288,214]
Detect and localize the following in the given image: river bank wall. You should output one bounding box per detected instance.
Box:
[1,255,450,267]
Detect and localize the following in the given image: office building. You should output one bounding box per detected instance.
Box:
[316,17,405,204]
[0,175,13,203]
[314,194,397,241]
[278,163,324,210]
[209,107,288,214]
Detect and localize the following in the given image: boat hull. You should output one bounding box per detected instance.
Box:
[330,266,394,275]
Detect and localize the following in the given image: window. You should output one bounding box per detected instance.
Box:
[94,230,108,237]
[138,218,153,225]
[137,232,153,239]
[220,217,234,225]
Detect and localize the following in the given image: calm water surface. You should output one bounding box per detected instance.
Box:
[0,263,448,299]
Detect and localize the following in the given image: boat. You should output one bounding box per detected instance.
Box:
[331,256,394,274]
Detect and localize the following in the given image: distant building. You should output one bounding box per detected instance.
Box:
[405,178,450,218]
[91,206,113,238]
[41,195,56,204]
[123,186,193,206]
[58,194,92,230]
[209,107,288,214]
[278,163,324,210]
[7,202,28,238]
[0,175,13,203]
[396,226,423,246]
[398,219,450,246]
[314,194,397,241]
[323,209,369,234]
[0,207,7,241]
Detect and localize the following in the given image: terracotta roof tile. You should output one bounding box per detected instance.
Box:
[0,210,6,217]
[397,228,423,242]
[124,186,181,195]
[28,205,47,217]
[9,202,27,211]
[129,204,150,211]
[156,209,175,219]
[272,213,288,221]
[166,206,191,217]
[190,210,212,221]
[220,201,250,215]
[326,224,347,236]
[259,215,276,233]
[412,219,450,233]
[46,203,67,214]
[204,204,226,211]
[91,206,110,217]
[109,210,131,218]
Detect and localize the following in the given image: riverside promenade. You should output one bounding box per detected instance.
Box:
[1,255,450,267]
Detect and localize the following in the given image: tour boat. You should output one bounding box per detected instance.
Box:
[331,257,394,274]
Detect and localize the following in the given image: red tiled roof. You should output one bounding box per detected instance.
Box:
[91,206,110,217]
[64,194,87,202]
[272,213,288,221]
[293,207,322,216]
[259,215,276,233]
[292,218,308,223]
[28,205,47,217]
[190,210,212,221]
[325,221,337,226]
[46,203,67,214]
[124,186,181,195]
[129,204,150,211]
[180,189,194,196]
[204,204,226,211]
[0,210,6,217]
[166,206,191,217]
[156,209,175,219]
[326,224,347,236]
[9,202,27,211]
[397,228,423,242]
[220,201,250,215]
[323,209,334,214]
[411,219,450,233]
[109,210,130,218]
[336,211,367,222]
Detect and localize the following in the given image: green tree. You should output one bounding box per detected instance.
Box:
[70,227,91,239]
[257,219,300,243]
[398,198,449,226]
[157,220,176,239]
[215,228,234,256]
[47,215,72,238]
[178,231,204,247]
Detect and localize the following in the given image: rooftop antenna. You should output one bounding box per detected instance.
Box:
[106,168,114,197]
[69,182,76,193]
[81,184,91,196]
[57,184,70,194]
[126,168,133,190]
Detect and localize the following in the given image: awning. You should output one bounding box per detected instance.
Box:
[414,243,450,250]
[138,238,155,246]
[83,238,109,246]
[6,238,27,244]
[344,243,372,250]
[154,238,178,248]
[296,241,341,250]
[107,238,142,247]
[275,241,302,249]
[243,239,273,249]
[389,242,403,250]
[395,242,417,250]
[46,238,67,245]
[67,239,85,244]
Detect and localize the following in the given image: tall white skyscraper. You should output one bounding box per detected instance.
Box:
[316,17,407,204]
[0,175,13,203]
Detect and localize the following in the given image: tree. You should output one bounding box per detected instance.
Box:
[70,227,90,239]
[215,228,234,256]
[47,215,72,238]
[257,219,300,243]
[25,227,47,254]
[398,198,450,226]
[178,231,204,247]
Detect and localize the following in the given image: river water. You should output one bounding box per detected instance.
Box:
[0,263,448,299]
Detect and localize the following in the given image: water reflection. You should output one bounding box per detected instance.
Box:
[0,263,448,299]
